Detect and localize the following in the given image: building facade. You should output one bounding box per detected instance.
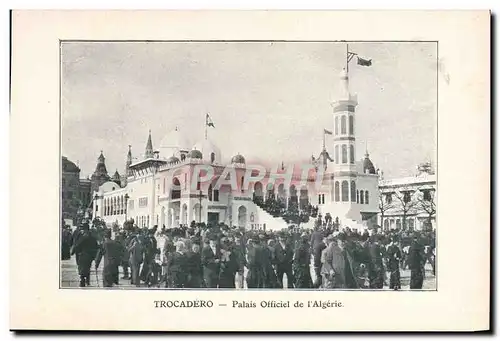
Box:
[92,68,380,231]
[378,162,437,231]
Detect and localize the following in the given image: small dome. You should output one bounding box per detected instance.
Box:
[188,149,203,159]
[192,138,221,164]
[231,153,246,164]
[363,153,376,174]
[167,156,180,163]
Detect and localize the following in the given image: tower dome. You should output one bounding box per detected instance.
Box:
[159,127,191,159]
[188,149,203,159]
[362,152,376,174]
[167,155,180,163]
[192,138,221,164]
[231,153,246,165]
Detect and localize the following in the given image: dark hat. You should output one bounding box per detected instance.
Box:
[337,232,347,241]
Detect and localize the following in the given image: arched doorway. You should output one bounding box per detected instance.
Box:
[253,181,264,205]
[171,177,181,199]
[238,205,247,228]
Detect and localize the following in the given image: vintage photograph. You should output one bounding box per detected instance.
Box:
[60,41,437,291]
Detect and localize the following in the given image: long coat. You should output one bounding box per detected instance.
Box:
[293,244,313,288]
[321,244,358,289]
[201,245,221,288]
[71,231,98,277]
[95,238,122,287]
[246,245,266,288]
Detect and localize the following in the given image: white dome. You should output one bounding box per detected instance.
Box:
[159,128,191,159]
[193,138,222,164]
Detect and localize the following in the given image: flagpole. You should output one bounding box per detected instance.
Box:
[205,114,208,140]
[322,130,326,150]
[346,43,349,74]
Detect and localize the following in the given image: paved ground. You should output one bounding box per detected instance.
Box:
[61,255,436,290]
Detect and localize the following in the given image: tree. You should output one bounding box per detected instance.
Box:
[416,189,436,230]
[393,186,420,231]
[378,194,395,230]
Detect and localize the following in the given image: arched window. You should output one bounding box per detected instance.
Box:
[334,181,340,202]
[356,190,359,203]
[341,181,349,202]
[365,191,369,204]
[208,184,213,201]
[349,115,354,135]
[360,190,364,204]
[350,181,356,202]
[335,145,339,164]
[349,145,355,164]
[341,115,347,134]
[342,145,347,163]
[335,116,339,135]
[210,152,215,163]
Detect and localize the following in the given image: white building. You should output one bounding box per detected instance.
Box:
[91,67,380,232]
[378,162,437,231]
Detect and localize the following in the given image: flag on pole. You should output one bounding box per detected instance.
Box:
[357,57,372,66]
[324,129,333,135]
[206,113,215,128]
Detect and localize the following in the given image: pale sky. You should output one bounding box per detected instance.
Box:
[61,41,437,179]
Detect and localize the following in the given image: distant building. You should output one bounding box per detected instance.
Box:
[378,162,436,231]
[90,151,111,193]
[61,156,82,224]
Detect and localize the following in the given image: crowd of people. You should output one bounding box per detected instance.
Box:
[61,216,435,290]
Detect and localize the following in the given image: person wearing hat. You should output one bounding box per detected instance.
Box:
[246,237,266,288]
[95,229,122,287]
[232,233,246,289]
[274,232,295,289]
[71,222,99,287]
[321,233,358,289]
[186,242,203,288]
[320,234,336,288]
[367,234,385,289]
[201,234,221,288]
[408,233,425,289]
[293,235,313,288]
[386,236,402,290]
[218,239,238,288]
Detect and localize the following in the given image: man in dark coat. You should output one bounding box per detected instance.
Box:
[408,234,426,289]
[246,237,266,288]
[293,235,313,288]
[386,236,402,290]
[115,231,130,279]
[61,226,73,260]
[218,239,239,288]
[71,223,98,287]
[95,229,122,287]
[127,230,144,287]
[186,243,203,288]
[367,235,385,289]
[274,233,295,288]
[312,235,327,288]
[201,235,221,288]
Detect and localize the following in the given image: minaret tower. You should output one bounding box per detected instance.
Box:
[122,145,133,186]
[145,130,154,159]
[330,44,361,221]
